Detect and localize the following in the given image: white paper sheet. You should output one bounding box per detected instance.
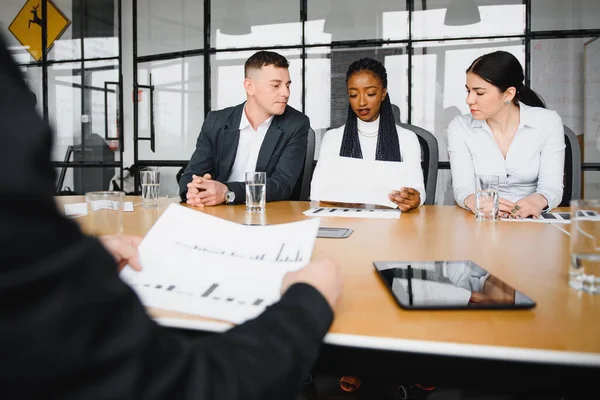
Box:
[310,157,423,208]
[119,204,320,324]
[64,201,134,216]
[303,206,401,219]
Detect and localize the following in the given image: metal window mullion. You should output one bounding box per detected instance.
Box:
[132,0,140,193]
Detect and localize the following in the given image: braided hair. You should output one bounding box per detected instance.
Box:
[339,58,402,162]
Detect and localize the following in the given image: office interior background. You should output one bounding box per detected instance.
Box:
[1,0,599,204]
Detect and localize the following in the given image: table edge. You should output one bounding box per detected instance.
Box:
[155,317,600,367]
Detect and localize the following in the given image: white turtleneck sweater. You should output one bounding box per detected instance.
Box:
[311,117,425,206]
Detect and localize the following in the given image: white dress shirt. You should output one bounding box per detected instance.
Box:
[447,102,565,210]
[227,106,274,182]
[311,117,426,206]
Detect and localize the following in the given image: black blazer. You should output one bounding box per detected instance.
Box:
[179,103,310,203]
[0,35,332,399]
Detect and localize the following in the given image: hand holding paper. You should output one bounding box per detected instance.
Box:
[120,204,322,324]
[389,187,421,211]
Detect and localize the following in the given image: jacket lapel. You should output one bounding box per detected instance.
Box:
[255,114,282,172]
[219,103,244,181]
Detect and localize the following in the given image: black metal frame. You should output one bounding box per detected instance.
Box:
[129,0,600,194]
[14,0,125,194]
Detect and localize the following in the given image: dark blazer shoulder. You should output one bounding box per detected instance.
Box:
[281,104,309,125]
[207,103,245,128]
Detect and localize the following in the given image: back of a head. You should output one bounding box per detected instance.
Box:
[466,50,545,108]
[244,51,289,78]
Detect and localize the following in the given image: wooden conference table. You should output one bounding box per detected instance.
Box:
[56,196,599,388]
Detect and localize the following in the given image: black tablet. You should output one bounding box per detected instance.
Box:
[373,260,535,310]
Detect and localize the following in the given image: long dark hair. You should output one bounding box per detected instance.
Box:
[340,58,402,162]
[467,51,545,108]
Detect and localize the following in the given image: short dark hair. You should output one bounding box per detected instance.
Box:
[467,51,545,108]
[244,51,289,77]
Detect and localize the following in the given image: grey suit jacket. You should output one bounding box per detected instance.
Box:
[179,103,310,203]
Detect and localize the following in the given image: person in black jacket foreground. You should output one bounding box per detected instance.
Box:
[0,33,342,399]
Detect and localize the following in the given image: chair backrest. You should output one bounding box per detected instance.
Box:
[291,127,316,201]
[71,133,115,194]
[398,123,439,205]
[560,125,581,207]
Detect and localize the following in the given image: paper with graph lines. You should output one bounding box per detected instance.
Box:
[120,204,320,323]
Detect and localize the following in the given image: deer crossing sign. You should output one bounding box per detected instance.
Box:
[8,0,70,61]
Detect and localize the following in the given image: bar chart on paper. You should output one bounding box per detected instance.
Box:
[174,241,306,263]
[121,273,280,323]
[119,204,321,324]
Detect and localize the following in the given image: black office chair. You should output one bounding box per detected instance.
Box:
[291,127,316,201]
[398,124,439,205]
[56,133,116,195]
[560,125,581,207]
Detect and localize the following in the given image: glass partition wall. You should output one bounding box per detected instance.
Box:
[132,0,600,202]
[5,1,595,200]
[1,0,124,194]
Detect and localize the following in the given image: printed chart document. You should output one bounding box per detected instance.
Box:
[310,157,423,208]
[500,212,572,224]
[501,211,599,224]
[303,206,401,219]
[119,204,320,324]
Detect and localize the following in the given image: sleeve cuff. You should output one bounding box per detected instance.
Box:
[536,191,556,211]
[225,181,245,204]
[278,282,334,338]
[456,193,471,210]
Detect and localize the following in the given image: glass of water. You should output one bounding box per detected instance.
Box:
[140,167,160,209]
[245,171,266,212]
[85,191,125,236]
[475,175,499,221]
[569,199,600,294]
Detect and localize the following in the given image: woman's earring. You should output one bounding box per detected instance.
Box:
[504,99,510,105]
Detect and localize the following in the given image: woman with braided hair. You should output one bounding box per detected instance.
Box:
[310,57,425,211]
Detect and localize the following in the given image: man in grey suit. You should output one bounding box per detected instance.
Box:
[180,51,310,207]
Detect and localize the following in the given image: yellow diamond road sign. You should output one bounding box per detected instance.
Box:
[8,0,71,61]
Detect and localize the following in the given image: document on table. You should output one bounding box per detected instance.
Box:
[64,201,134,216]
[500,212,573,224]
[303,206,401,219]
[310,157,423,208]
[119,204,320,324]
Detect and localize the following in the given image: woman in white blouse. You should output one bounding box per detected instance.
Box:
[448,51,565,219]
[310,58,425,211]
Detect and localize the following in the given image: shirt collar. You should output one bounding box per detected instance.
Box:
[239,105,274,131]
[517,102,539,128]
[470,102,539,129]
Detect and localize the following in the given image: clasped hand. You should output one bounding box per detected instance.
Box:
[186,174,228,207]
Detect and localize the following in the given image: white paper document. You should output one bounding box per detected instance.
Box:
[500,212,572,224]
[119,204,320,324]
[310,157,423,208]
[303,206,401,219]
[64,201,134,216]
